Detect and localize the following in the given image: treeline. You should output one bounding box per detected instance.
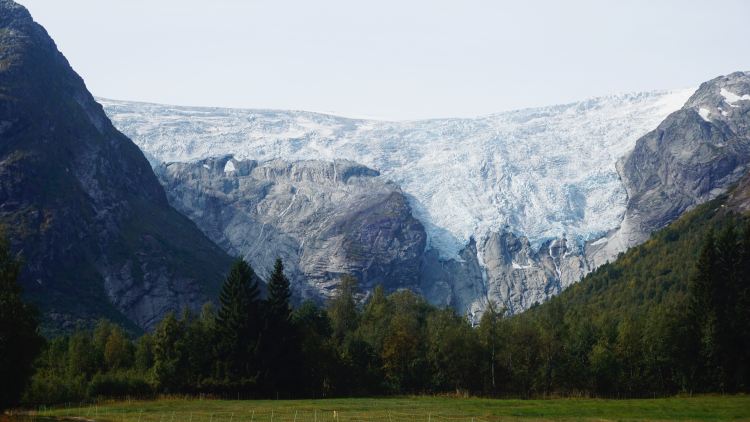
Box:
[6,202,750,407]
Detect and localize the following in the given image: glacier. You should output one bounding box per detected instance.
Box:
[100,89,692,261]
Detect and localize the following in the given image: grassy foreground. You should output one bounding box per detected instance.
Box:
[21,395,749,422]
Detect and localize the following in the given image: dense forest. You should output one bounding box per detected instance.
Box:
[2,194,750,410]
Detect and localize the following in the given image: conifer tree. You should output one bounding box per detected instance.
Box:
[266,258,292,322]
[0,235,43,411]
[260,258,297,395]
[215,258,261,389]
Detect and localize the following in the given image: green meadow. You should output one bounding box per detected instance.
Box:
[18,395,750,422]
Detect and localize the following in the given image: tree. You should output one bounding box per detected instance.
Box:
[292,301,336,397]
[0,235,43,411]
[380,290,428,393]
[103,325,133,371]
[180,303,218,390]
[152,312,185,393]
[266,258,292,320]
[357,285,389,350]
[134,334,155,374]
[689,229,718,390]
[426,308,481,392]
[260,258,298,396]
[328,275,359,342]
[215,258,262,390]
[478,300,504,392]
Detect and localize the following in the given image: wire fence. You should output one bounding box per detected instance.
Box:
[16,405,503,422]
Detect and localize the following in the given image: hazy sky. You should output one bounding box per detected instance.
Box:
[18,0,750,120]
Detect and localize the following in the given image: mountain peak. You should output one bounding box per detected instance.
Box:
[0,0,31,22]
[0,0,233,331]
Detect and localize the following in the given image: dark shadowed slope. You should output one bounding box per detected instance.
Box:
[0,0,232,331]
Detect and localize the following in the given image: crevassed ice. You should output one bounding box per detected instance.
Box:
[100,89,693,259]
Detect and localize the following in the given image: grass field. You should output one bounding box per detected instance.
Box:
[15,395,748,422]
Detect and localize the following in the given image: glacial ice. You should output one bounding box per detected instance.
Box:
[100,89,692,259]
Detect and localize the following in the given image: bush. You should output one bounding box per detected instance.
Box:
[87,371,153,398]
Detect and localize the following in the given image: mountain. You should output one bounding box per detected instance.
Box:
[526,167,750,336]
[588,72,750,267]
[102,89,695,314]
[156,157,429,302]
[0,0,232,331]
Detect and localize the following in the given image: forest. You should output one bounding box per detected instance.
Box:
[2,197,749,410]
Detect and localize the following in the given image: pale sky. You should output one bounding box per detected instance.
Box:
[18,0,750,120]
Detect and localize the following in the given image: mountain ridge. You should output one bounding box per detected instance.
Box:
[107,71,750,315]
[0,0,233,331]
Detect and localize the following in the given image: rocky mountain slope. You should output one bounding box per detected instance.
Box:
[121,71,750,315]
[588,71,750,267]
[157,157,427,302]
[105,87,703,314]
[0,0,232,331]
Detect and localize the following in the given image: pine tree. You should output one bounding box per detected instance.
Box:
[713,226,742,391]
[266,258,292,322]
[260,258,297,396]
[739,221,750,390]
[0,235,43,411]
[215,258,261,389]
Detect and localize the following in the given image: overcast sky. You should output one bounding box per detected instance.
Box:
[18,0,750,120]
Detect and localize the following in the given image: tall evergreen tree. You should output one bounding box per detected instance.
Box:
[260,258,298,396]
[215,258,261,390]
[0,235,43,411]
[739,222,750,390]
[266,258,292,319]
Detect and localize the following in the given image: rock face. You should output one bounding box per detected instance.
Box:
[480,233,588,313]
[589,71,750,267]
[0,0,232,331]
[158,154,598,316]
[129,71,750,318]
[158,157,427,300]
[102,88,693,315]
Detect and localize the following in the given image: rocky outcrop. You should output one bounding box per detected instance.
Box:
[479,232,588,314]
[158,157,427,301]
[0,0,232,331]
[588,71,750,267]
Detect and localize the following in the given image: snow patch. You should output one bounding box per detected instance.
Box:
[224,160,236,173]
[720,88,750,106]
[698,107,711,122]
[512,261,534,270]
[202,163,210,169]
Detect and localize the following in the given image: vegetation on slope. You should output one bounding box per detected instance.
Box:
[11,182,750,405]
